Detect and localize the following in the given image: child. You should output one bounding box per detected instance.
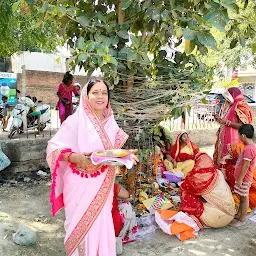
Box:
[230,124,256,227]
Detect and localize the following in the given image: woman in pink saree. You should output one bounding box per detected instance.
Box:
[213,87,252,165]
[57,71,79,124]
[47,78,137,255]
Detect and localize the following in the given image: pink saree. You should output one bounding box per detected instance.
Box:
[213,88,252,164]
[47,85,128,256]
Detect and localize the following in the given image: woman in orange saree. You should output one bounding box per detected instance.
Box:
[213,87,252,165]
[47,79,136,256]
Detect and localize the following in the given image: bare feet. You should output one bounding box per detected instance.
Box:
[234,214,241,220]
[229,219,245,227]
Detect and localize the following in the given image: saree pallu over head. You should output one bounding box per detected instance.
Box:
[214,87,252,164]
[169,132,199,162]
[47,83,128,255]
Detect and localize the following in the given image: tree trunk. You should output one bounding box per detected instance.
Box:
[117,0,125,24]
[127,74,134,93]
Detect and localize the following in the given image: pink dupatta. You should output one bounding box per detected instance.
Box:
[213,88,252,164]
[47,84,128,255]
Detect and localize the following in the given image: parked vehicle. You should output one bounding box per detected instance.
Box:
[8,97,51,139]
[195,92,256,120]
[72,95,79,114]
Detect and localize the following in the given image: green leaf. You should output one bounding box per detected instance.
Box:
[78,53,88,62]
[230,39,238,49]
[251,43,256,54]
[97,13,107,23]
[112,35,119,45]
[131,35,140,48]
[184,40,195,54]
[171,107,183,119]
[204,2,212,8]
[103,37,112,46]
[183,29,196,40]
[77,37,85,50]
[109,57,118,66]
[25,0,35,5]
[197,32,217,50]
[127,49,138,61]
[176,27,183,38]
[152,8,161,21]
[161,10,169,22]
[117,30,129,40]
[42,2,48,12]
[35,20,42,28]
[142,0,151,10]
[57,6,66,15]
[12,2,19,12]
[78,16,90,27]
[201,98,207,104]
[121,0,133,10]
[239,36,245,47]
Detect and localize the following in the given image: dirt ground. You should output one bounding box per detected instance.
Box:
[0,177,256,256]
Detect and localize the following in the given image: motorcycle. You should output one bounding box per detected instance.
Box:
[8,98,51,139]
[72,95,79,114]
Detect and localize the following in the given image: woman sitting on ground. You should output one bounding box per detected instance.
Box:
[112,183,138,255]
[179,153,236,228]
[164,131,199,176]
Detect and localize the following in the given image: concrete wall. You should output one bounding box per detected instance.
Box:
[1,138,48,173]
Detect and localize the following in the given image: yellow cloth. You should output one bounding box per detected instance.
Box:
[164,145,195,176]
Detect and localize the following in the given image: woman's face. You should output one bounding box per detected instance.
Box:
[66,78,73,86]
[180,133,189,144]
[87,81,108,111]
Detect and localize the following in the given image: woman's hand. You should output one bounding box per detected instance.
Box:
[214,114,226,125]
[129,149,139,165]
[70,152,92,170]
[173,160,177,168]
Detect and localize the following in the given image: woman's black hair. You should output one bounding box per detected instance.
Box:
[62,71,73,85]
[87,78,110,102]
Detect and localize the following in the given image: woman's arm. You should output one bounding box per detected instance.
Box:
[62,152,92,170]
[215,116,242,130]
[117,185,130,199]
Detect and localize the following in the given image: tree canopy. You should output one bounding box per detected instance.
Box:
[0,0,61,57]
[16,0,253,89]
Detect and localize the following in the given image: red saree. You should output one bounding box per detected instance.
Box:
[169,132,199,162]
[179,153,218,225]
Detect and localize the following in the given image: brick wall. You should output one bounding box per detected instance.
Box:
[17,70,89,107]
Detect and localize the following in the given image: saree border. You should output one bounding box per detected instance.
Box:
[50,148,72,217]
[65,166,115,255]
[65,100,127,255]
